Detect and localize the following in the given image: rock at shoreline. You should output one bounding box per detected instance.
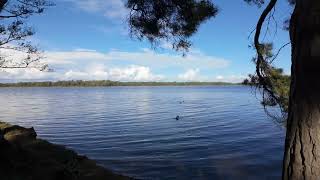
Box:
[0,122,133,180]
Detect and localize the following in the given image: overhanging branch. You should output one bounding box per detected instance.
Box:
[254,0,279,102]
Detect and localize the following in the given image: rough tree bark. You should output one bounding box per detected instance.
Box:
[283,0,320,179]
[0,0,6,146]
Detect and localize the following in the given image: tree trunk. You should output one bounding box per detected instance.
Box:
[283,0,320,179]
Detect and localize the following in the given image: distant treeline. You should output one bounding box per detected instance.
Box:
[0,80,241,87]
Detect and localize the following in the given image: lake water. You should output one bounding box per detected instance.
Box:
[0,86,285,180]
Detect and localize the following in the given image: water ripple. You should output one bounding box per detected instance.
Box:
[0,86,285,180]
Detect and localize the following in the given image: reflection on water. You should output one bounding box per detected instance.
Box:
[0,86,285,180]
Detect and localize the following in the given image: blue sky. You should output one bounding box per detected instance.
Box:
[0,0,293,82]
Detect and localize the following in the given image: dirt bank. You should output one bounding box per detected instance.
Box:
[0,122,134,180]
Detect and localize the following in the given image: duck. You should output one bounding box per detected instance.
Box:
[175,115,180,120]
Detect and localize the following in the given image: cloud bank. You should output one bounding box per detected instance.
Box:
[0,48,240,82]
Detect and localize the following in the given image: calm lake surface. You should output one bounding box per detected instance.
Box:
[0,86,285,180]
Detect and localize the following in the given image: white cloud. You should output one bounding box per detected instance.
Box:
[0,65,164,82]
[0,69,50,81]
[77,64,164,81]
[44,50,106,65]
[66,0,128,20]
[178,69,202,81]
[216,75,224,81]
[176,69,245,83]
[213,75,246,83]
[42,48,230,70]
[0,48,231,82]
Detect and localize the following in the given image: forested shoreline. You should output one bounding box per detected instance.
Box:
[0,80,241,87]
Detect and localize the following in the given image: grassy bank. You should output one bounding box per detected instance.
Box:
[0,122,133,180]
